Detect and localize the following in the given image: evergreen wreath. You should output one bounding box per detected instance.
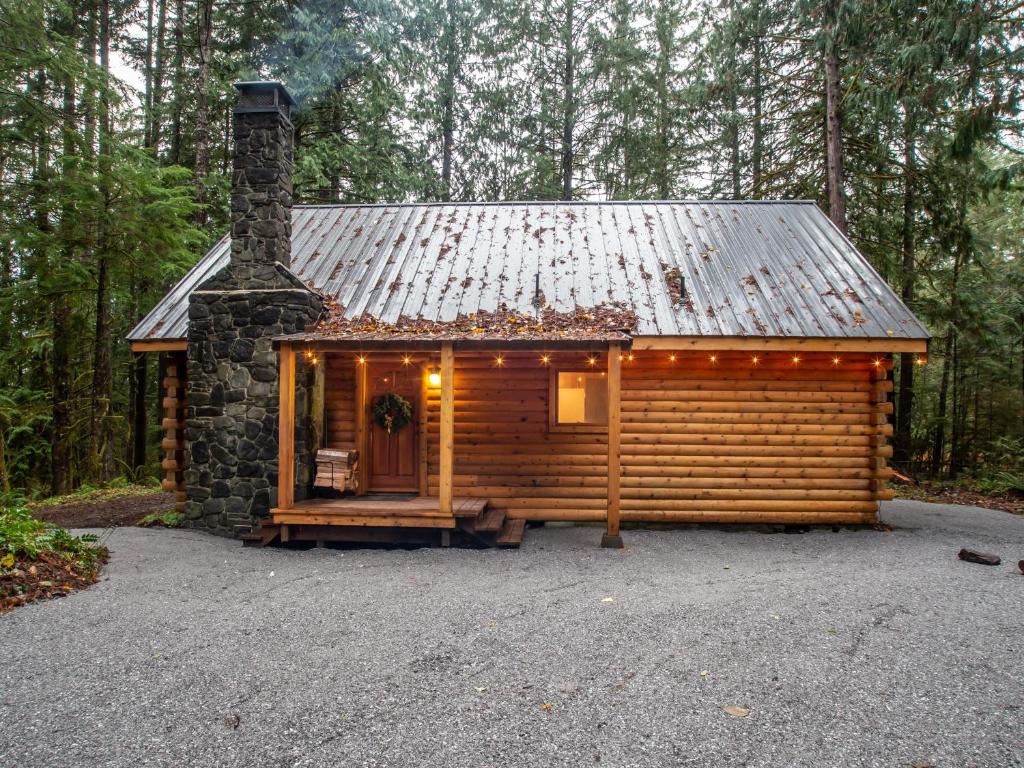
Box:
[372,392,413,434]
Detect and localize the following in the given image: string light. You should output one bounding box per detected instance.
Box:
[791,356,801,365]
[402,355,412,366]
[495,354,505,367]
[310,355,319,366]
[627,353,634,362]
[709,354,718,364]
[587,356,598,366]
[832,356,841,366]
[357,355,367,365]
[915,356,927,366]
[751,355,760,365]
[872,358,883,368]
[669,353,677,363]
[540,354,551,365]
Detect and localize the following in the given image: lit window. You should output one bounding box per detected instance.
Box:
[553,371,608,426]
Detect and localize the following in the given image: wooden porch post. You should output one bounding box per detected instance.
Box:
[277,342,296,511]
[602,341,623,548]
[355,357,368,494]
[439,342,455,516]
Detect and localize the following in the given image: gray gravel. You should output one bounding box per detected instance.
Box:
[1,499,1022,768]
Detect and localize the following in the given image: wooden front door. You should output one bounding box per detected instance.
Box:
[366,365,419,492]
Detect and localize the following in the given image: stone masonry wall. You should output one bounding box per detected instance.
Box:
[184,287,321,534]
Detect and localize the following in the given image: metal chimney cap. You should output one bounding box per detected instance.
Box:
[233,81,296,113]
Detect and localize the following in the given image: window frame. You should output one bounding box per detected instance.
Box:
[548,367,609,434]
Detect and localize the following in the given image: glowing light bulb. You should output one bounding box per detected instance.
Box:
[495,354,505,367]
[832,356,841,366]
[873,358,883,368]
[427,366,441,387]
[709,354,718,364]
[792,356,801,365]
[751,355,760,365]
[540,354,551,365]
[357,355,367,365]
[627,353,634,361]
[587,356,597,366]
[402,355,412,366]
[669,354,677,362]
[915,356,927,366]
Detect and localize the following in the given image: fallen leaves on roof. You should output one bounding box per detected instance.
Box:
[307,298,638,341]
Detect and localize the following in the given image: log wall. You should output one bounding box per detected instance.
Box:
[618,351,891,525]
[324,354,357,451]
[321,349,892,525]
[160,351,188,513]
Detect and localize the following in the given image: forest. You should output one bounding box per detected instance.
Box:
[0,0,1021,499]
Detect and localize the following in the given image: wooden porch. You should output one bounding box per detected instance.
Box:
[256,336,627,549]
[255,495,525,548]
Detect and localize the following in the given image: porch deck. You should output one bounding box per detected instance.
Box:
[271,496,488,529]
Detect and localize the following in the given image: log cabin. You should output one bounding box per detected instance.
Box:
[128,81,930,548]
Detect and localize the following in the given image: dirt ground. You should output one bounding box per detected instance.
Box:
[894,482,1024,515]
[31,490,176,529]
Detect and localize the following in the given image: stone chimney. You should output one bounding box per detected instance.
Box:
[230,82,295,282]
[184,81,322,537]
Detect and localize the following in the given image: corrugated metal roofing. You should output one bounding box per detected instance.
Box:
[128,201,930,342]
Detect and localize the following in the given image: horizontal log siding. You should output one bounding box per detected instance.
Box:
[324,349,890,525]
[425,351,609,521]
[620,351,885,524]
[324,354,357,450]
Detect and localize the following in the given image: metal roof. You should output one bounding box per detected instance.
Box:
[128,201,930,342]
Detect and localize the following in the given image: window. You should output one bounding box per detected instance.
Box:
[551,370,608,429]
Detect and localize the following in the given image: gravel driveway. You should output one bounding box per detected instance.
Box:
[2,500,1022,768]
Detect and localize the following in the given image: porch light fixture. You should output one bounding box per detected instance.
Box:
[427,366,441,387]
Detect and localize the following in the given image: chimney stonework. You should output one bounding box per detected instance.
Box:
[184,81,322,536]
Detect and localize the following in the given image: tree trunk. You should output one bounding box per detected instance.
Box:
[750,0,764,197]
[132,352,148,473]
[894,115,916,471]
[930,331,952,478]
[823,0,847,233]
[150,0,168,153]
[170,0,185,165]
[725,0,740,199]
[144,0,154,148]
[91,0,114,481]
[654,0,671,198]
[52,73,73,496]
[194,0,214,225]
[560,0,575,201]
[439,0,458,201]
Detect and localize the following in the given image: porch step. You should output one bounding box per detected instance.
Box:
[241,524,281,548]
[471,507,505,534]
[496,519,526,548]
[454,498,489,518]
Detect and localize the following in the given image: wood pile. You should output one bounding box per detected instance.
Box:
[314,449,359,493]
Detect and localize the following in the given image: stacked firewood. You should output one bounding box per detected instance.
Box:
[314,449,359,493]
